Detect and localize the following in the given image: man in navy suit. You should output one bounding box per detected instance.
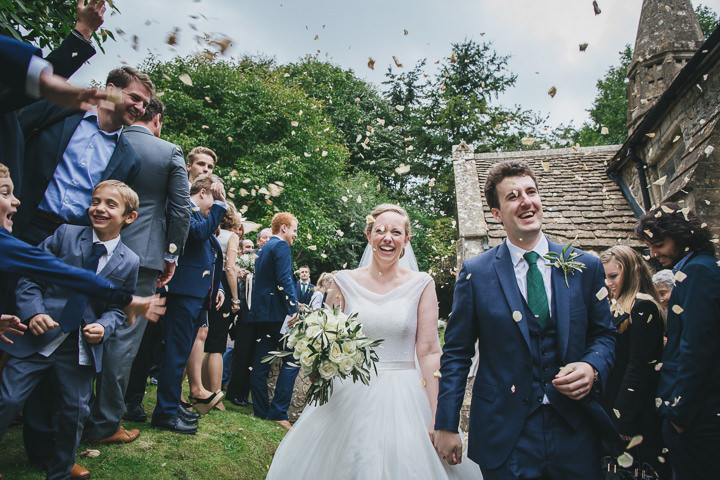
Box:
[150,174,225,434]
[13,66,153,246]
[248,212,299,430]
[635,203,720,480]
[434,160,615,479]
[295,265,314,306]
[0,180,140,480]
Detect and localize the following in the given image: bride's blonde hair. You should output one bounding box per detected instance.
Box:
[365,204,412,238]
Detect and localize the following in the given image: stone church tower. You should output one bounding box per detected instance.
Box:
[627,0,705,134]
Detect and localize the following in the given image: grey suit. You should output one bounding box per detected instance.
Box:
[0,225,139,480]
[86,124,191,440]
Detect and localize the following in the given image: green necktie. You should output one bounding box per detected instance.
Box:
[301,283,306,296]
[524,251,550,329]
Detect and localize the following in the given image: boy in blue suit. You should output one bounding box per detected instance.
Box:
[151,174,226,434]
[0,180,140,480]
[636,203,720,480]
[248,212,299,430]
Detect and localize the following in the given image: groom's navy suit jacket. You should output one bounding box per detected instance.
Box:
[436,239,615,469]
[247,236,298,325]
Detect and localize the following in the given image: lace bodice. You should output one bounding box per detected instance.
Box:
[332,270,432,364]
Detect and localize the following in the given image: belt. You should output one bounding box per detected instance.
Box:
[34,210,66,226]
[376,360,416,371]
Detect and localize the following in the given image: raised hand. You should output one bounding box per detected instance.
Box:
[75,0,106,40]
[0,314,27,344]
[123,294,167,326]
[210,181,226,203]
[39,73,110,111]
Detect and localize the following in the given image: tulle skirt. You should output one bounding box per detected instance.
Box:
[266,363,482,479]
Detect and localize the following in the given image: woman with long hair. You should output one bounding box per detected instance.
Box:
[600,245,670,478]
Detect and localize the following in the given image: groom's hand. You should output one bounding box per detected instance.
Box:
[552,361,595,400]
[433,430,462,465]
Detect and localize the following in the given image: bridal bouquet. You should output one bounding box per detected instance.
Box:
[263,308,383,406]
[236,252,257,274]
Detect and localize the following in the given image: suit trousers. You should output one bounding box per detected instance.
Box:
[662,416,720,480]
[0,335,94,480]
[86,267,159,439]
[124,315,162,407]
[152,294,204,420]
[250,322,299,421]
[226,306,255,402]
[482,404,601,480]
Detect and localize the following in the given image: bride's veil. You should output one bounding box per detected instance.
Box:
[358,242,419,272]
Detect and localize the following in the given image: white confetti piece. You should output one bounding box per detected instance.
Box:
[512,311,523,323]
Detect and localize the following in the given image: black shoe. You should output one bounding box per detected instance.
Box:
[230,397,251,407]
[123,404,148,423]
[151,416,197,434]
[177,408,200,425]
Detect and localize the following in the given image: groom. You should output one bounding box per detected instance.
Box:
[434,160,616,479]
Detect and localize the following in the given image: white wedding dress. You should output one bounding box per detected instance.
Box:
[266,270,483,479]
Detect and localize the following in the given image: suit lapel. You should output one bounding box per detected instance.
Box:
[101,133,129,181]
[548,241,571,360]
[80,228,93,267]
[99,242,124,277]
[494,241,531,351]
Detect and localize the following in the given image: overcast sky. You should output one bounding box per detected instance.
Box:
[69,0,720,128]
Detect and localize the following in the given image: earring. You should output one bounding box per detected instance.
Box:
[400,247,406,259]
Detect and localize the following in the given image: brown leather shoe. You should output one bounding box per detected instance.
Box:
[70,463,91,479]
[89,426,140,445]
[271,419,292,430]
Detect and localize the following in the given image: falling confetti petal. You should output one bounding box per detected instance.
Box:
[579,43,589,52]
[512,311,523,323]
[601,126,609,135]
[596,286,609,301]
[179,74,193,86]
[368,57,376,70]
[202,270,210,277]
[521,137,535,146]
[392,56,403,68]
[654,362,663,371]
[395,105,405,112]
[593,1,602,15]
[433,370,442,378]
[626,435,644,449]
[674,271,687,282]
[548,86,557,98]
[653,176,667,186]
[395,164,411,175]
[613,408,621,418]
[671,305,684,314]
[705,145,715,157]
[617,453,634,469]
[168,243,177,254]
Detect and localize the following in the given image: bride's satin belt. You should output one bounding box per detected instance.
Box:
[376,360,416,371]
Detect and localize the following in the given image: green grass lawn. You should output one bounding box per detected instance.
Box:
[0,383,287,479]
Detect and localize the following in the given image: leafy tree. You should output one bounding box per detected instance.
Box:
[0,0,117,50]
[140,55,387,273]
[696,4,719,38]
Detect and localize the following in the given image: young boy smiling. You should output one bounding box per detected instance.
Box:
[0,180,141,480]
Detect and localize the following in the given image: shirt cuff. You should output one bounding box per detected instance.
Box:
[213,200,227,208]
[164,253,179,263]
[26,56,53,99]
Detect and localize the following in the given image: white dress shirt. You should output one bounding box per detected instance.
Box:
[506,233,553,316]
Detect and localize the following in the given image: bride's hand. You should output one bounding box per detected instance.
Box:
[428,430,435,444]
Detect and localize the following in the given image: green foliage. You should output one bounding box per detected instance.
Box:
[696,4,720,38]
[568,45,632,147]
[140,55,386,273]
[0,0,117,51]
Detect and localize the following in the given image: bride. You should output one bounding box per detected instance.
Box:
[266,204,482,479]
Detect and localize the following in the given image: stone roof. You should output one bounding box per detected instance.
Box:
[454,143,644,262]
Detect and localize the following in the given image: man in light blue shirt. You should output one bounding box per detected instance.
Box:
[14,66,154,246]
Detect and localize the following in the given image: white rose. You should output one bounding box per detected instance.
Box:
[318,360,339,380]
[339,355,355,375]
[341,340,357,355]
[286,331,298,349]
[304,312,321,326]
[324,328,337,342]
[299,350,315,370]
[305,325,322,338]
[354,351,365,367]
[328,342,343,364]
